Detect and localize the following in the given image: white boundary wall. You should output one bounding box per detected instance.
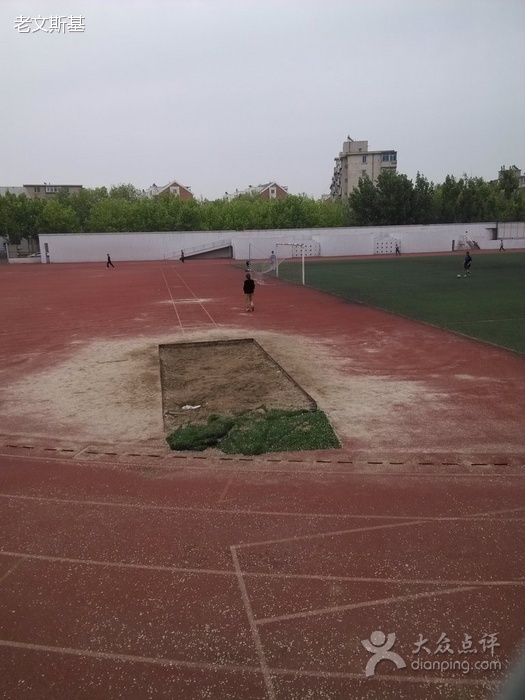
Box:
[37,231,232,263]
[38,222,524,263]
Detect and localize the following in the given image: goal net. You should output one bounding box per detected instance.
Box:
[275,242,320,286]
[246,243,276,285]
[275,243,304,286]
[245,241,318,286]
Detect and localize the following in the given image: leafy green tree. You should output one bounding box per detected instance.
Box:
[0,193,45,243]
[347,176,381,225]
[109,183,141,200]
[434,175,464,223]
[498,167,520,199]
[0,192,22,243]
[510,190,525,221]
[411,173,435,224]
[68,187,108,231]
[132,198,170,231]
[40,199,79,233]
[177,200,205,231]
[374,171,413,225]
[88,198,135,232]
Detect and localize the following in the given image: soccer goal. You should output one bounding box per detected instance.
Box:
[246,241,317,286]
[274,242,320,286]
[246,243,276,285]
[275,243,305,285]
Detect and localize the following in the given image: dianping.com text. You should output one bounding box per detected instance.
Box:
[411,657,502,675]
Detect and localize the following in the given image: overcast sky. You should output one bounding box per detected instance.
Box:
[1,0,524,200]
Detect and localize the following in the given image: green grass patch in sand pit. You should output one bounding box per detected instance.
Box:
[166,408,340,455]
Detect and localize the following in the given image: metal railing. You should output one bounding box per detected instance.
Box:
[163,238,232,259]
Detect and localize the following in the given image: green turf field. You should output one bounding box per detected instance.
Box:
[285,253,525,354]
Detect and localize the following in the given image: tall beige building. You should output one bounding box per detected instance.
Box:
[330,138,397,198]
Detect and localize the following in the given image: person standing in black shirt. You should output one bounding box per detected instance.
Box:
[243,273,255,312]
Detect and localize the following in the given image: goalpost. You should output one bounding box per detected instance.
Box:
[247,243,275,284]
[246,241,316,286]
[275,243,306,286]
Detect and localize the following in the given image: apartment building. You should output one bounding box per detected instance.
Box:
[496,165,525,190]
[22,184,83,198]
[0,184,84,198]
[330,138,397,198]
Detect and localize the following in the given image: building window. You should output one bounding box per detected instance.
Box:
[382,152,397,162]
[362,155,367,163]
[270,188,277,198]
[170,186,180,196]
[362,170,367,177]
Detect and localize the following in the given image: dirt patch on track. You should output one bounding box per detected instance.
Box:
[159,339,315,434]
[1,327,450,449]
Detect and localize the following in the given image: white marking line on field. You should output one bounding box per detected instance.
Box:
[1,551,523,587]
[235,520,425,550]
[1,493,524,524]
[160,268,184,334]
[0,556,27,584]
[0,639,498,688]
[231,546,276,700]
[0,639,261,675]
[271,666,499,687]
[450,317,525,324]
[464,506,525,519]
[0,550,234,578]
[173,270,219,328]
[218,477,234,504]
[256,584,479,626]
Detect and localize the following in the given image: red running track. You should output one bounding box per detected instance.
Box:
[0,259,524,699]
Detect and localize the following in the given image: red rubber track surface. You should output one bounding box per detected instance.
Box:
[1,260,524,699]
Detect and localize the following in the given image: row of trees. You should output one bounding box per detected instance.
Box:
[348,171,525,226]
[0,186,344,244]
[1,172,524,244]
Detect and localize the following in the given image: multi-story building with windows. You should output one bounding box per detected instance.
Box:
[0,184,84,199]
[496,165,525,190]
[22,184,83,198]
[330,138,397,198]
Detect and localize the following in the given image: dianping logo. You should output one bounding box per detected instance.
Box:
[361,631,406,677]
[361,630,502,677]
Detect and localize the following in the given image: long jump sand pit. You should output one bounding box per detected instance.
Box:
[1,326,459,451]
[159,338,316,434]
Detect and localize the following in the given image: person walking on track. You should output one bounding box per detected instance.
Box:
[243,273,255,312]
[106,254,115,269]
